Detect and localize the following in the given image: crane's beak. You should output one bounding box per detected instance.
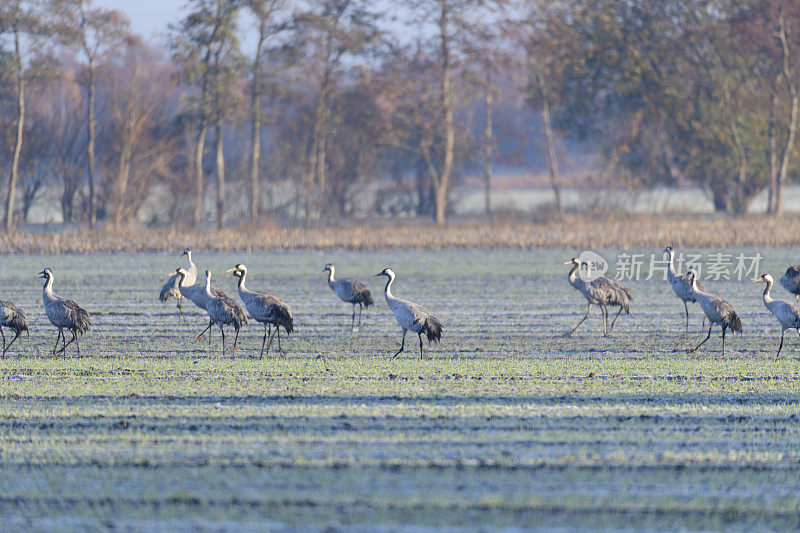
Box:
[371,273,382,278]
[751,278,761,283]
[37,270,46,278]
[225,268,235,278]
[563,260,573,265]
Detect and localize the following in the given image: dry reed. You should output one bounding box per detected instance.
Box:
[3,215,799,254]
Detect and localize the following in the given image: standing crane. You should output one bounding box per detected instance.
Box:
[202,270,247,356]
[373,268,441,359]
[159,248,196,322]
[172,267,225,344]
[686,270,742,356]
[564,257,632,336]
[664,246,705,334]
[779,265,800,302]
[754,273,800,359]
[39,268,90,356]
[0,298,27,357]
[323,263,373,331]
[227,264,293,357]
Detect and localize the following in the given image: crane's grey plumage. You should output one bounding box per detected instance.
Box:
[173,267,225,345]
[159,248,196,322]
[664,246,705,334]
[323,263,373,331]
[373,268,441,359]
[686,270,742,356]
[754,274,800,359]
[564,258,632,336]
[227,264,293,358]
[0,299,27,357]
[779,265,800,303]
[39,268,90,356]
[202,270,247,356]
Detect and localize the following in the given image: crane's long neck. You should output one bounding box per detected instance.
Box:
[205,273,213,297]
[186,251,195,269]
[327,267,335,284]
[666,250,677,278]
[237,271,248,294]
[177,271,187,287]
[43,275,54,297]
[384,274,397,303]
[568,263,585,290]
[763,279,774,304]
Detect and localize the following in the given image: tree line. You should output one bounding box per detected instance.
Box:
[1,0,798,232]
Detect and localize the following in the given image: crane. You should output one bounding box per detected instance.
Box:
[202,270,247,356]
[664,246,705,334]
[323,263,373,331]
[686,269,742,356]
[564,257,632,336]
[0,299,27,357]
[227,264,293,357]
[159,248,196,322]
[753,273,800,359]
[779,265,800,302]
[39,268,90,356]
[373,268,441,359]
[173,266,226,344]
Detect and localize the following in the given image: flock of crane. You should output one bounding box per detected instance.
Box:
[0,246,798,359]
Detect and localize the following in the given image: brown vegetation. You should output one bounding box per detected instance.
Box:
[3,215,798,254]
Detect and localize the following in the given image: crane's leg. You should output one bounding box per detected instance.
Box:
[260,324,270,359]
[776,329,786,360]
[266,325,277,353]
[52,329,63,355]
[566,304,592,337]
[219,325,226,357]
[688,325,713,355]
[609,307,624,333]
[0,327,6,355]
[601,305,608,336]
[393,329,407,358]
[75,332,81,356]
[194,320,214,344]
[418,333,424,360]
[277,328,286,357]
[357,303,363,330]
[177,296,188,324]
[684,301,690,336]
[232,328,239,357]
[721,328,727,357]
[62,330,77,355]
[3,330,20,357]
[351,305,356,332]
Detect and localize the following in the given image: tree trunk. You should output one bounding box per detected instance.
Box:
[215,120,226,229]
[194,123,207,225]
[87,60,97,228]
[435,1,454,226]
[483,80,492,215]
[113,128,134,228]
[539,73,562,214]
[249,25,265,221]
[6,23,24,232]
[767,88,778,214]
[775,17,798,217]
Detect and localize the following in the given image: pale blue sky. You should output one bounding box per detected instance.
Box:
[96,0,185,42]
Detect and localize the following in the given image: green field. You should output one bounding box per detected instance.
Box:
[2,249,800,531]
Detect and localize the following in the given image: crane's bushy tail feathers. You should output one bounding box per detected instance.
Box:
[275,305,293,335]
[359,288,374,308]
[74,308,91,335]
[8,310,27,334]
[159,279,175,303]
[422,315,442,344]
[727,312,742,335]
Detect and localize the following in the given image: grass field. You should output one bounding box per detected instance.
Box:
[2,249,800,530]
